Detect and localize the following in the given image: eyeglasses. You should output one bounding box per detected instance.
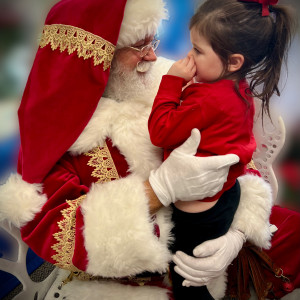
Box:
[127,38,160,57]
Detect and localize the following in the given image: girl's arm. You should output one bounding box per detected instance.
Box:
[149,56,201,148]
[148,75,208,148]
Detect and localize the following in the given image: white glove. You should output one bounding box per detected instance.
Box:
[149,129,239,206]
[172,228,246,287]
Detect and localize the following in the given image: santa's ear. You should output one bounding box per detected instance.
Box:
[228,54,244,72]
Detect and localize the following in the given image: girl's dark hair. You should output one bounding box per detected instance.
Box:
[190,0,296,117]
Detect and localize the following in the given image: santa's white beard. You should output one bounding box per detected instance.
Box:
[103,60,158,105]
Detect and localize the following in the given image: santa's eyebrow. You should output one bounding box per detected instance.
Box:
[132,40,146,47]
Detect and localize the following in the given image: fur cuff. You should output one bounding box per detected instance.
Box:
[233,174,273,249]
[0,173,47,228]
[81,174,172,277]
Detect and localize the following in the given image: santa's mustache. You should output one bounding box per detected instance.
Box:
[136,61,154,73]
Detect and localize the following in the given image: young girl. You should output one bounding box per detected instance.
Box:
[148,0,295,299]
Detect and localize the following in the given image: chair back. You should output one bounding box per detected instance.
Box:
[0,220,58,300]
[252,99,286,203]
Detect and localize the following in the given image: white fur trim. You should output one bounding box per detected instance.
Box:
[207,272,227,300]
[64,280,170,300]
[233,174,273,249]
[69,97,163,180]
[117,0,168,47]
[81,174,173,277]
[0,173,47,228]
[62,276,169,299]
[46,269,170,300]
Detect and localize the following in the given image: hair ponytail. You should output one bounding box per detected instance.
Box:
[248,5,296,118]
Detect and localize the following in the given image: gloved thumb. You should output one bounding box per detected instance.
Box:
[174,128,201,156]
[193,239,219,258]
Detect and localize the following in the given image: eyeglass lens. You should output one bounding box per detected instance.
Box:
[140,40,160,57]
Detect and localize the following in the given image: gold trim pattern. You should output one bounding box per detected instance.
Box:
[52,142,119,276]
[52,194,107,281]
[52,195,86,271]
[61,270,163,285]
[84,142,119,183]
[39,24,115,70]
[247,159,258,170]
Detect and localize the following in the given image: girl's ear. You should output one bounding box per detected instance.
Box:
[228,54,244,72]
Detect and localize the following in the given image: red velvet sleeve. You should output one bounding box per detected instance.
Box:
[148,75,209,149]
[20,154,90,272]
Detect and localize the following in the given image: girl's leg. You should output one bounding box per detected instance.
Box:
[170,180,241,299]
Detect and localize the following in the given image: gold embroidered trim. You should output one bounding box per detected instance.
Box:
[247,159,258,170]
[84,142,119,183]
[61,270,99,284]
[61,270,158,285]
[39,24,115,70]
[52,195,86,271]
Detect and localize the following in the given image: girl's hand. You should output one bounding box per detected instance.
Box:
[167,55,196,82]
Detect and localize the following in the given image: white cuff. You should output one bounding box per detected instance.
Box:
[0,173,47,228]
[232,174,273,249]
[81,175,172,277]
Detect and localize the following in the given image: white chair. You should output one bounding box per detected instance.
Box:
[0,220,58,300]
[252,98,286,203]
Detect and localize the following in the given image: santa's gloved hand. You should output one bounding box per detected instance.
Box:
[149,129,239,207]
[173,228,245,287]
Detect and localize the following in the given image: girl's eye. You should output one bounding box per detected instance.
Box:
[193,48,201,54]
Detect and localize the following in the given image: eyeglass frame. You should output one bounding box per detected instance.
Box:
[127,38,160,57]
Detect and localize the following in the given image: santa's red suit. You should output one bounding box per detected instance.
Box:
[1,0,298,299]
